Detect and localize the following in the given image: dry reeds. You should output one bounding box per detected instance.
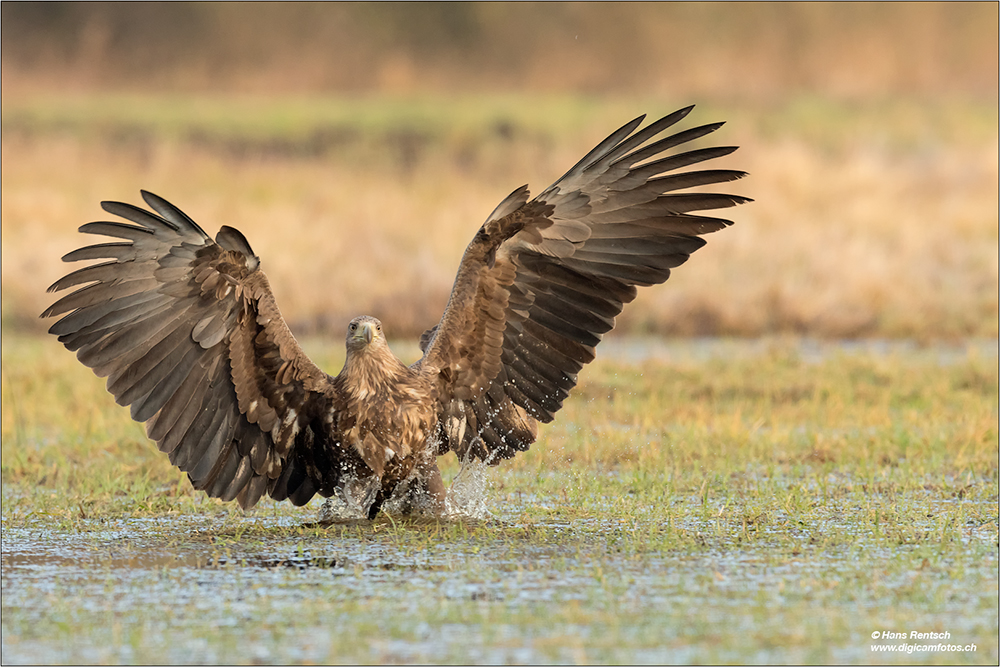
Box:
[3,96,996,341]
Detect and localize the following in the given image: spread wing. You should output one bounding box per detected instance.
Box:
[41,191,340,508]
[420,106,750,462]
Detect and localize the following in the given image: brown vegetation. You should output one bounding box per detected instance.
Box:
[1,4,996,341]
[2,3,996,99]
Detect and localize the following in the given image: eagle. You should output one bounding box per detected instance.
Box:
[42,106,749,519]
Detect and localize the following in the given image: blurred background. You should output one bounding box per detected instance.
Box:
[3,2,997,343]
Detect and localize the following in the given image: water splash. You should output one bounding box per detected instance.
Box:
[381,476,443,518]
[316,458,494,521]
[445,457,492,520]
[317,497,360,522]
[317,474,379,521]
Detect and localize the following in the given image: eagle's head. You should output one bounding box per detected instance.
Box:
[342,315,407,388]
[345,315,386,354]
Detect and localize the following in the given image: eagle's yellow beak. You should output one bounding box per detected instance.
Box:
[353,320,376,345]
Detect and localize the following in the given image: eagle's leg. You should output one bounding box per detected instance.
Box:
[385,456,446,517]
[413,456,446,513]
[367,489,387,520]
[333,473,380,519]
[366,452,446,519]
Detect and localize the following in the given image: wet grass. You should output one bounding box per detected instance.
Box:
[2,333,998,664]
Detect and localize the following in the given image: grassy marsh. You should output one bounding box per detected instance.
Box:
[2,90,997,664]
[2,334,997,663]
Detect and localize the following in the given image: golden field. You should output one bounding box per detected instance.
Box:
[2,94,996,341]
[3,3,996,341]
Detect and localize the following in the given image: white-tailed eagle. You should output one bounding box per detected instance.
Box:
[42,106,749,518]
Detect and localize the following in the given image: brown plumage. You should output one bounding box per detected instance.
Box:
[42,106,750,518]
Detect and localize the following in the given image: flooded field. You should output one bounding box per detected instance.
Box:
[2,336,998,663]
[3,481,997,664]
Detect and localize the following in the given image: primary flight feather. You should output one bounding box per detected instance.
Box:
[42,106,750,518]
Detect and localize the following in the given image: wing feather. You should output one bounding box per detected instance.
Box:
[170,392,229,470]
[206,443,254,502]
[61,242,136,263]
[42,192,347,508]
[112,326,197,405]
[75,221,155,241]
[43,276,163,319]
[187,408,237,482]
[608,147,739,190]
[610,122,727,170]
[128,342,204,422]
[145,350,219,443]
[237,474,269,509]
[422,107,749,461]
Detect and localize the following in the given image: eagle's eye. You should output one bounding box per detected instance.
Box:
[349,323,357,331]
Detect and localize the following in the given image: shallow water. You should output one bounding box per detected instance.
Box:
[3,475,997,664]
[2,336,997,663]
